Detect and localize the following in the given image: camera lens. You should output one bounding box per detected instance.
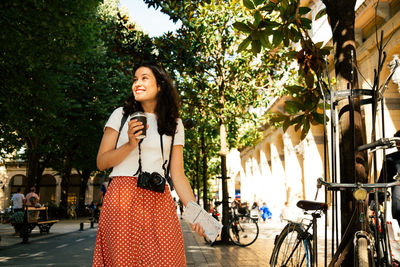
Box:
[151,173,163,185]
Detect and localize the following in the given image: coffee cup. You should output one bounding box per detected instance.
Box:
[130,112,147,139]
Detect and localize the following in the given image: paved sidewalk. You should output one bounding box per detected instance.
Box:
[0,217,279,266]
[0,218,94,248]
[182,219,278,267]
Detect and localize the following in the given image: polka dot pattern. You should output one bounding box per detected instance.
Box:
[93,176,186,266]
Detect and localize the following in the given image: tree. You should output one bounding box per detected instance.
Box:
[145,0,272,242]
[0,0,102,193]
[0,0,155,214]
[235,0,368,263]
[53,1,155,212]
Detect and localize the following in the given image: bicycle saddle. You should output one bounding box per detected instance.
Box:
[297,200,328,211]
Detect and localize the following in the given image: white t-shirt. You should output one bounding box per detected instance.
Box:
[105,107,185,177]
[11,193,25,209]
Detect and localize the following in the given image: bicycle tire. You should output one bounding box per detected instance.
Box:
[355,237,369,267]
[270,222,312,267]
[227,215,259,247]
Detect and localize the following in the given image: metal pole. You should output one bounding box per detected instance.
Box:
[318,76,329,267]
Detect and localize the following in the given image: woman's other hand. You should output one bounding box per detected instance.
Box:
[190,222,206,238]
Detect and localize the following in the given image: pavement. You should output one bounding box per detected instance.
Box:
[2,218,400,266]
[0,218,95,248]
[182,219,278,267]
[0,217,281,266]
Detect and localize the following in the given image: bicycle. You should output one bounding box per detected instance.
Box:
[205,200,259,247]
[269,137,400,266]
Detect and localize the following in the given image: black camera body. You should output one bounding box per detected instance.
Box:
[137,171,166,193]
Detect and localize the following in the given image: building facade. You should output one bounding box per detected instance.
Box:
[224,0,400,220]
[0,160,102,211]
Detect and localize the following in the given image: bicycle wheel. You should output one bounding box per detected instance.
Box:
[227,215,259,247]
[270,222,312,267]
[355,237,369,267]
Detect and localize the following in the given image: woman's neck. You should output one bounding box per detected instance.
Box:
[140,101,156,114]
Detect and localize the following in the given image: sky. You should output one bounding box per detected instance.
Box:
[119,0,182,37]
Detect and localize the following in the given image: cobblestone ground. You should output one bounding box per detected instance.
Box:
[183,220,282,267]
[183,218,334,267]
[0,217,341,266]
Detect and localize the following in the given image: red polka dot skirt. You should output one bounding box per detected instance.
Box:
[93,176,186,266]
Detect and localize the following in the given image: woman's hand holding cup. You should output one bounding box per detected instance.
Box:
[127,112,148,149]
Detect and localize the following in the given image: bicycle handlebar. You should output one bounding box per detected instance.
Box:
[317,177,400,191]
[357,137,400,152]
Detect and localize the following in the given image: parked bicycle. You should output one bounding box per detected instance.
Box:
[205,199,259,247]
[269,137,400,266]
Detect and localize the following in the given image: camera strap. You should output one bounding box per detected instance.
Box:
[108,113,129,187]
[133,139,144,176]
[160,134,175,191]
[133,133,175,191]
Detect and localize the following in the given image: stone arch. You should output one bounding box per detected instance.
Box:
[276,133,285,169]
[255,149,261,165]
[9,174,28,196]
[265,142,271,166]
[39,174,57,205]
[68,174,81,205]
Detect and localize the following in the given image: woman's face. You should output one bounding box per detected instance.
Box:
[132,66,160,105]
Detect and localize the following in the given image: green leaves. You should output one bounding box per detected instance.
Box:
[238,36,252,52]
[258,30,271,48]
[254,0,265,6]
[315,8,326,20]
[305,71,314,88]
[272,30,283,47]
[243,0,255,10]
[233,22,252,33]
[299,17,312,29]
[298,7,311,15]
[254,11,262,26]
[251,40,262,55]
[285,100,302,115]
[286,85,304,95]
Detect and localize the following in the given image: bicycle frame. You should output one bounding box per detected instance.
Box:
[318,178,400,266]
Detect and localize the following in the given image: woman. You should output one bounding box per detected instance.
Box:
[93,63,203,266]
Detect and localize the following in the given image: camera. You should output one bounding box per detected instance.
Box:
[137,172,166,193]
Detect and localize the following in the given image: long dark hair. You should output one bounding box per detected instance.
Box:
[123,63,180,136]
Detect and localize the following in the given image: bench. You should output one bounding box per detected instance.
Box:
[36,219,59,234]
[20,206,59,243]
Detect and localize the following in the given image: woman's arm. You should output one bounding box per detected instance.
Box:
[96,119,145,171]
[170,145,205,236]
[169,145,196,206]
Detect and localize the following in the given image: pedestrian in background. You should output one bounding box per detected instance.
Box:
[250,201,261,219]
[93,62,204,266]
[98,176,109,205]
[11,187,24,212]
[25,186,39,207]
[260,202,272,222]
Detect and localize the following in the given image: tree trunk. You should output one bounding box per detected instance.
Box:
[77,169,91,217]
[26,148,40,192]
[60,154,72,217]
[26,147,45,195]
[220,121,230,243]
[195,150,200,203]
[201,130,209,211]
[323,0,369,264]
